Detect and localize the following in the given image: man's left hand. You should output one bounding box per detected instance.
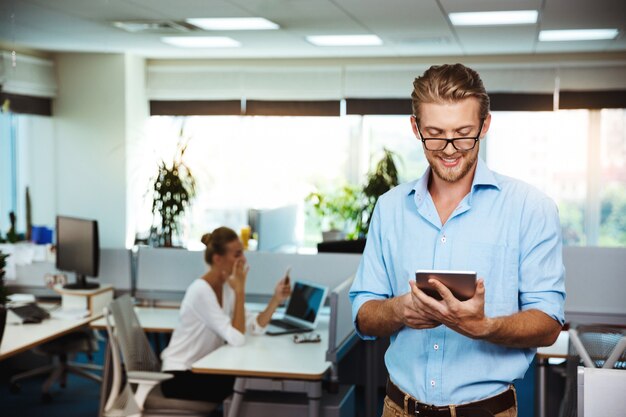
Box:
[410,278,491,339]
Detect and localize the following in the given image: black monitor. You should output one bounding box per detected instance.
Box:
[56,215,100,290]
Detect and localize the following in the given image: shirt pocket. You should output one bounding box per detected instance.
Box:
[455,240,518,317]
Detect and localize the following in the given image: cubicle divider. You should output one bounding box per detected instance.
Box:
[327,276,358,391]
[133,247,362,303]
[563,247,626,325]
[134,247,206,301]
[245,251,362,297]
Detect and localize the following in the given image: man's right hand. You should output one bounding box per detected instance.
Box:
[396,287,441,330]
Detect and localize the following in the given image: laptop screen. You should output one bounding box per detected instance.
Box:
[285,281,327,324]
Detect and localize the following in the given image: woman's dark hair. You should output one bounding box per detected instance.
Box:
[201,227,239,265]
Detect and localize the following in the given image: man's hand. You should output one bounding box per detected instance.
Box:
[396,290,441,330]
[410,278,490,339]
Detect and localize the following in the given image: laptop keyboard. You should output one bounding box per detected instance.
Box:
[269,319,302,330]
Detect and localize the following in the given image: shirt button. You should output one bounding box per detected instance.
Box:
[434,344,439,350]
[441,236,447,243]
[430,380,436,387]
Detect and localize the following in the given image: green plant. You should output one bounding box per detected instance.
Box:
[0,250,9,306]
[357,148,400,236]
[150,129,196,247]
[306,185,361,239]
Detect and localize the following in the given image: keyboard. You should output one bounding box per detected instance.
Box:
[269,319,302,331]
[10,303,50,324]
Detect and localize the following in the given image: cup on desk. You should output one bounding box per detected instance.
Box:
[240,226,251,250]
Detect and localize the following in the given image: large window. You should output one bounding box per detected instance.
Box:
[486,109,626,247]
[133,110,626,249]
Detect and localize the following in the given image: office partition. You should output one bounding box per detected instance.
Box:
[563,247,626,325]
[134,247,206,300]
[245,251,361,296]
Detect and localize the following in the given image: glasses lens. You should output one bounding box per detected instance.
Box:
[454,138,476,150]
[423,139,447,151]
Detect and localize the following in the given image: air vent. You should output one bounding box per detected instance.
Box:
[393,36,450,46]
[112,20,195,33]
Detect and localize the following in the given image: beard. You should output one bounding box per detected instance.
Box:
[425,147,479,183]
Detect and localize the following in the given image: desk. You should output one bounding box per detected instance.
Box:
[535,331,569,417]
[90,306,179,333]
[0,309,99,361]
[192,315,332,417]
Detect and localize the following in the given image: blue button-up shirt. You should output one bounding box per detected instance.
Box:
[349,158,565,405]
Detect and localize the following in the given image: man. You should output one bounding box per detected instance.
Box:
[349,63,565,417]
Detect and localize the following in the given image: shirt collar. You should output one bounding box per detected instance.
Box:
[410,157,500,202]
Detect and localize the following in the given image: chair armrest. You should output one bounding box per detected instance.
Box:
[127,371,174,384]
[126,371,174,410]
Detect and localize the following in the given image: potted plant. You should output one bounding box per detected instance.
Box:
[306,185,361,241]
[150,129,196,247]
[357,148,400,237]
[0,250,9,346]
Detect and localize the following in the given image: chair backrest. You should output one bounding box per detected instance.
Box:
[569,325,626,369]
[103,304,142,417]
[107,294,161,373]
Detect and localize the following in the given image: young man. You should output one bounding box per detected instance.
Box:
[349,64,565,417]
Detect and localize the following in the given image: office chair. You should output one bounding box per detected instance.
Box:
[558,324,626,417]
[10,326,102,402]
[102,295,216,416]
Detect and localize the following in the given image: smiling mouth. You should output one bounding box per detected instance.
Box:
[439,155,461,167]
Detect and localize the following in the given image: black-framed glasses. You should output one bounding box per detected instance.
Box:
[416,118,485,151]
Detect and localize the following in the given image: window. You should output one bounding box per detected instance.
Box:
[133,109,626,249]
[486,109,626,246]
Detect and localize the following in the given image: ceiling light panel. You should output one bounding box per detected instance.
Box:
[161,36,241,48]
[539,29,619,41]
[306,35,383,46]
[449,10,538,26]
[186,17,279,30]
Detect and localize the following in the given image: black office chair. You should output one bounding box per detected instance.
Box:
[558,324,626,417]
[10,327,102,402]
[317,238,366,254]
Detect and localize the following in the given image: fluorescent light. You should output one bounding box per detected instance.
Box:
[306,35,383,46]
[161,36,241,48]
[186,18,279,30]
[539,29,619,41]
[449,10,538,26]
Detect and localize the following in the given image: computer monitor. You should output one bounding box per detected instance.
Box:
[56,215,100,290]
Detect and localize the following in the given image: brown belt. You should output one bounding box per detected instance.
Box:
[386,379,515,417]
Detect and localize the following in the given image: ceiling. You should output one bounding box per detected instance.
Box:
[0,0,624,60]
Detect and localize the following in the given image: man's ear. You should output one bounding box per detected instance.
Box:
[410,115,420,138]
[480,113,492,138]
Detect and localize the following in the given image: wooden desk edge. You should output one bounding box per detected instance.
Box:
[0,314,102,361]
[190,366,331,381]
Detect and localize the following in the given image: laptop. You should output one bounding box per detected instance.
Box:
[266,280,329,336]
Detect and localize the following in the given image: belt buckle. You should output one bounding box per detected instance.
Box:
[414,403,440,417]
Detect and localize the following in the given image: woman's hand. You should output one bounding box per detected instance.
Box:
[272,276,292,304]
[227,258,249,295]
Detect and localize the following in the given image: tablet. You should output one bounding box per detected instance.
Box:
[415,270,477,301]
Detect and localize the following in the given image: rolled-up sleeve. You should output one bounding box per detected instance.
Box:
[518,196,566,325]
[246,311,266,335]
[349,202,393,340]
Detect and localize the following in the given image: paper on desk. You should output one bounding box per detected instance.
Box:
[51,308,90,320]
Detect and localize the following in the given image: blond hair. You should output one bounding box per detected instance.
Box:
[411,63,490,123]
[201,226,239,265]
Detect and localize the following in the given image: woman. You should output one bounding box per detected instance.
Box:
[160,226,291,402]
